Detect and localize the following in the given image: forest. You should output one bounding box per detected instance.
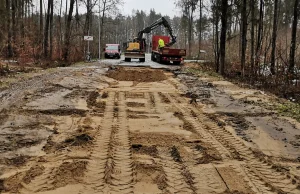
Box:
[0,0,300,99]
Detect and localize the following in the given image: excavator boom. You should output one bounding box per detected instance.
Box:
[137,17,177,47]
[124,17,178,62]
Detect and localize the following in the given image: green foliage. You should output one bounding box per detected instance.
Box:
[183,63,222,78]
[277,102,300,122]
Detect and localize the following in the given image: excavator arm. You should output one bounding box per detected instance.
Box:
[137,17,177,47]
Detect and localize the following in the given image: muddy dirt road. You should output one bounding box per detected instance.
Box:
[0,59,300,194]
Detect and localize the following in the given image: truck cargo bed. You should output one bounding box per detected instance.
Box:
[153,48,186,57]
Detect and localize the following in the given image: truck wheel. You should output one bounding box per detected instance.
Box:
[125,58,131,62]
[139,58,145,62]
[173,61,181,65]
[157,56,162,64]
[151,54,155,61]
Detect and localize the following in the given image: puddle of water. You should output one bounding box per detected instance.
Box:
[246,116,300,158]
[55,76,108,90]
[25,89,88,111]
[203,90,267,114]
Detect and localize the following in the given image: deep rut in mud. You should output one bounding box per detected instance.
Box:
[0,66,300,194]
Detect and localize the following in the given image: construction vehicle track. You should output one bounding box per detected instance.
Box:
[0,65,299,194]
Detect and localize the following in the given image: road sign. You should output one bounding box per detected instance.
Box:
[84,36,93,41]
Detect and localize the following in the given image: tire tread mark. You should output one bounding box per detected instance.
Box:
[171,94,299,194]
[79,91,115,194]
[158,149,194,194]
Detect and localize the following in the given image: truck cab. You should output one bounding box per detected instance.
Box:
[104,44,121,59]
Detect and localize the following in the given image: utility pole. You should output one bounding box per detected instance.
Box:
[98,0,101,60]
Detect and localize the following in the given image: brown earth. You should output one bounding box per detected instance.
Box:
[107,67,167,82]
[0,65,299,194]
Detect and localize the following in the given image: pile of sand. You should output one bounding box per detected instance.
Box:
[107,67,167,82]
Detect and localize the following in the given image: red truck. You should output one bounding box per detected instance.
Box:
[151,35,186,65]
[104,44,121,59]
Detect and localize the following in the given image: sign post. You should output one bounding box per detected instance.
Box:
[84,36,93,61]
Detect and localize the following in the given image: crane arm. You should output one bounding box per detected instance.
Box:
[137,17,177,47]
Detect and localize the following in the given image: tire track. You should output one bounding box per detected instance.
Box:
[158,149,194,194]
[80,91,134,194]
[79,92,116,193]
[21,166,57,193]
[152,92,164,113]
[168,93,300,193]
[109,92,134,193]
[188,164,227,194]
[20,153,71,193]
[198,111,299,193]
[163,93,231,160]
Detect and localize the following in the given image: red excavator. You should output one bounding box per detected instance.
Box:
[123,17,186,64]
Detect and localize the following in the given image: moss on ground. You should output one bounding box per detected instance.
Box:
[277,102,300,122]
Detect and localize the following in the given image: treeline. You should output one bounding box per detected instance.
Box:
[207,0,300,77]
[0,0,210,62]
[0,0,123,62]
[0,0,299,79]
[181,0,300,100]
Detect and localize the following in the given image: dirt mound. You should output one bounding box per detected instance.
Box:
[107,67,167,82]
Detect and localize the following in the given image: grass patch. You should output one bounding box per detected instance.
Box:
[277,102,300,122]
[182,63,222,79]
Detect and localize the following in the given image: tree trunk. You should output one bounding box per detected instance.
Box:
[44,0,51,57]
[39,0,43,44]
[0,0,5,47]
[84,0,91,36]
[241,0,247,76]
[250,0,255,75]
[198,0,202,59]
[63,0,75,61]
[6,0,13,57]
[21,0,25,40]
[49,0,54,58]
[255,0,264,68]
[270,0,279,75]
[215,10,220,72]
[220,0,228,75]
[100,0,107,57]
[58,0,63,58]
[288,0,299,73]
[11,0,16,44]
[188,9,194,57]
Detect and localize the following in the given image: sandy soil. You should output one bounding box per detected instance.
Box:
[0,63,299,194]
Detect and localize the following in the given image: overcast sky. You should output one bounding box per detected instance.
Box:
[33,0,180,17]
[121,0,180,17]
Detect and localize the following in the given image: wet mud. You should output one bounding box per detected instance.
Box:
[0,65,299,194]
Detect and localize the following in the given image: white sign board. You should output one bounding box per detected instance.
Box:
[84,36,93,41]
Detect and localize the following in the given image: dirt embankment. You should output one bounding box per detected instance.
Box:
[107,67,167,82]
